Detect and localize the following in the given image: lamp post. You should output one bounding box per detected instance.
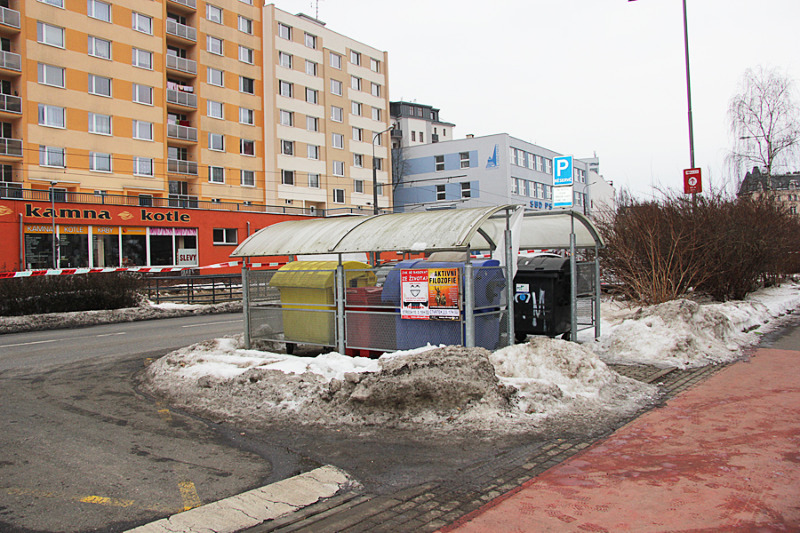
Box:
[50,180,58,269]
[372,124,394,215]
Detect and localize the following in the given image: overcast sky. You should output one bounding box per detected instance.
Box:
[270,0,800,198]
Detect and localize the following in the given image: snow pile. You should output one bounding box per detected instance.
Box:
[593,282,800,368]
[140,336,656,433]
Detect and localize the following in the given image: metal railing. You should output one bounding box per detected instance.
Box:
[167,123,198,142]
[167,0,196,9]
[166,19,196,42]
[167,158,198,175]
[0,137,22,157]
[146,273,242,305]
[0,6,20,29]
[0,93,21,114]
[0,50,21,72]
[166,55,197,76]
[166,88,197,108]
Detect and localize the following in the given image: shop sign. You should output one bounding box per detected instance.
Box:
[177,248,198,266]
[22,204,192,224]
[400,268,460,320]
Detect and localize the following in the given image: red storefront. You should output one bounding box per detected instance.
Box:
[0,198,306,274]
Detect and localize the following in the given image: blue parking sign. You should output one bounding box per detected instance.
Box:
[553,156,573,186]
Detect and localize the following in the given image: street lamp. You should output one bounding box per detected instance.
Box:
[372,124,394,215]
[50,180,58,269]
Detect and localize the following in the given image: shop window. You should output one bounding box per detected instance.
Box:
[213,228,237,245]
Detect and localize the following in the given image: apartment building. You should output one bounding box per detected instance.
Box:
[263,6,391,214]
[0,1,391,272]
[390,100,455,148]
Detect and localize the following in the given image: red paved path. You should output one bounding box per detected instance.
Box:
[443,345,800,532]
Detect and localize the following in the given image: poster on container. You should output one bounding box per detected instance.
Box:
[401,268,460,320]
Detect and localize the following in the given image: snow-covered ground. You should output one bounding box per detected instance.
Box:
[136,282,800,434]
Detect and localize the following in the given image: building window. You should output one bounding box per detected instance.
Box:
[373,131,382,146]
[350,50,360,65]
[370,57,380,73]
[411,131,416,142]
[460,152,470,168]
[87,0,111,22]
[352,127,363,142]
[461,182,471,199]
[132,48,153,70]
[434,155,445,171]
[240,139,255,156]
[134,156,153,176]
[133,120,153,141]
[371,82,381,97]
[209,133,224,151]
[90,152,112,172]
[279,80,293,97]
[88,112,111,135]
[280,139,294,156]
[333,188,345,203]
[38,104,65,128]
[239,107,255,125]
[331,106,343,122]
[280,109,293,126]
[330,52,341,69]
[436,184,446,201]
[419,132,424,143]
[208,166,225,183]
[208,100,224,119]
[353,154,363,168]
[332,133,344,149]
[305,60,318,76]
[278,23,291,40]
[354,180,364,193]
[305,87,318,104]
[132,84,153,105]
[138,195,153,207]
[38,63,65,87]
[279,52,292,68]
[351,101,362,116]
[213,228,237,245]
[132,12,152,35]
[281,169,295,185]
[206,4,223,23]
[37,21,64,47]
[304,32,317,48]
[371,107,381,121]
[240,77,255,94]
[241,170,255,187]
[207,36,223,55]
[208,67,224,87]
[308,173,320,188]
[332,161,345,177]
[239,46,254,64]
[39,0,64,7]
[40,146,65,168]
[331,79,343,96]
[351,76,361,91]
[88,36,111,59]
[374,157,383,170]
[238,15,253,34]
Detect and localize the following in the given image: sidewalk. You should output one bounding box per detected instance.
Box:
[442,331,800,532]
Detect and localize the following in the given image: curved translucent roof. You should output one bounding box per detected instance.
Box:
[231,205,603,258]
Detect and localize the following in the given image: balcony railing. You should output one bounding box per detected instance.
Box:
[0,50,21,72]
[0,137,22,157]
[167,123,198,142]
[166,19,196,42]
[166,88,197,108]
[167,0,196,9]
[0,6,20,29]
[168,158,198,175]
[0,93,21,114]
[169,194,199,208]
[166,54,197,75]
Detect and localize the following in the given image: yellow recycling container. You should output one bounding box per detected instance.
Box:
[270,261,376,346]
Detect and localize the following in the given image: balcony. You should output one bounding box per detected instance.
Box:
[391,128,403,139]
[0,137,22,157]
[168,158,198,176]
[166,54,197,76]
[0,50,21,72]
[167,0,196,10]
[167,123,198,143]
[0,6,20,30]
[169,194,199,208]
[166,88,197,108]
[166,19,196,42]
[0,93,21,114]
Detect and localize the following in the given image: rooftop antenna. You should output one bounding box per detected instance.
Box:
[310,0,323,19]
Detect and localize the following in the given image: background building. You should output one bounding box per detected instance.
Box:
[390,101,455,148]
[738,167,800,215]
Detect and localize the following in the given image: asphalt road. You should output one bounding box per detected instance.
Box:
[0,314,312,533]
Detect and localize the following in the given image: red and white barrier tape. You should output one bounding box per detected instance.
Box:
[0,260,286,279]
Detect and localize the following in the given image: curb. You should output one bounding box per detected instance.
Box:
[124,466,353,533]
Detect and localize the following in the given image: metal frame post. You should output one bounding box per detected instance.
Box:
[594,244,602,339]
[242,264,251,349]
[464,260,475,348]
[335,258,346,353]
[504,227,515,346]
[570,213,578,340]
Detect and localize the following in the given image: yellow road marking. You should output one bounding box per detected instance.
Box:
[178,481,202,511]
[79,495,135,508]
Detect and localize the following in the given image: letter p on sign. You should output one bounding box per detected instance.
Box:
[553,156,573,186]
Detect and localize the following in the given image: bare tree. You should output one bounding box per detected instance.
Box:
[728,67,800,185]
